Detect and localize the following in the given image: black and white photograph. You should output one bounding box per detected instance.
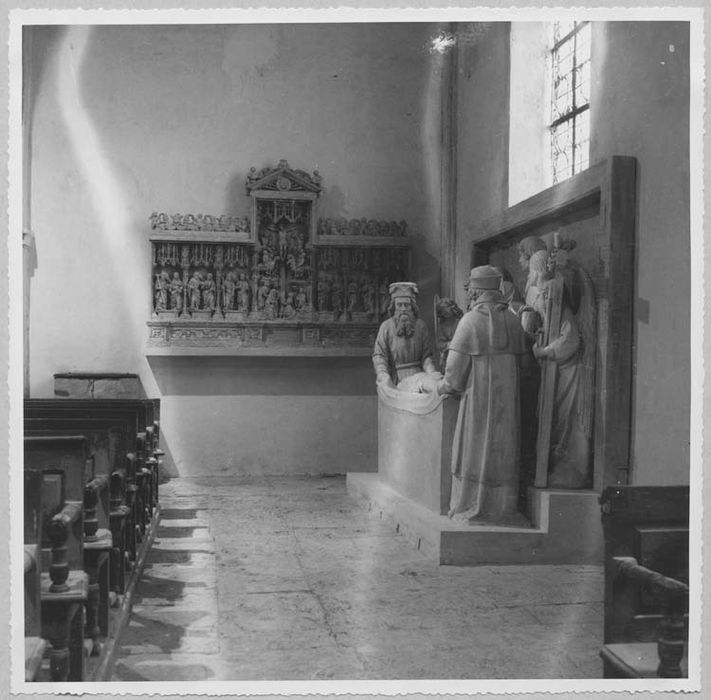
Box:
[3,2,707,697]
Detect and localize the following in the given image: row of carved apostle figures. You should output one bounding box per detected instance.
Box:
[315,277,389,316]
[154,270,221,313]
[154,269,315,318]
[154,268,397,320]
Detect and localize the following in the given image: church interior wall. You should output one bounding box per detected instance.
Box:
[27,23,446,476]
[25,20,691,484]
[454,20,690,486]
[590,21,691,485]
[453,23,511,311]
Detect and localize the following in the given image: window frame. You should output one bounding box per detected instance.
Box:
[549,20,592,183]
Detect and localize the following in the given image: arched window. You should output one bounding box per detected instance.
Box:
[508,21,593,205]
[549,21,591,182]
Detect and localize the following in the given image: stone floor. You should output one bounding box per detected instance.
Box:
[110,475,604,682]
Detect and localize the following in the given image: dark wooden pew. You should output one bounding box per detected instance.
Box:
[25,402,156,535]
[24,467,88,681]
[599,485,689,678]
[23,398,162,680]
[25,417,137,593]
[28,397,160,450]
[25,399,162,529]
[24,470,47,681]
[24,435,114,660]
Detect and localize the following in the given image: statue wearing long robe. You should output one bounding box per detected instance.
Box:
[537,267,595,489]
[372,317,437,385]
[438,293,527,524]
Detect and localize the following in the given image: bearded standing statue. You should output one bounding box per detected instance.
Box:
[372,282,439,389]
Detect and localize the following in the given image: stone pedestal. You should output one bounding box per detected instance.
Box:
[376,383,458,515]
[346,474,604,566]
[346,382,603,566]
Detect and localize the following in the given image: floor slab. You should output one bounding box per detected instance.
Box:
[110,475,604,681]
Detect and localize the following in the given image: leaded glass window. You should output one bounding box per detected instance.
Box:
[550,21,591,183]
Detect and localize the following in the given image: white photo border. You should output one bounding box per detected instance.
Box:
[6,4,706,697]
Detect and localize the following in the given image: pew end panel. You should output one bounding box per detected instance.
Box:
[40,499,88,682]
[599,485,690,679]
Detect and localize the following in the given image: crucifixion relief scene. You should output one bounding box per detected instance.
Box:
[13,9,700,693]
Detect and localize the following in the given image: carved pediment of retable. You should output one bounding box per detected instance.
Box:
[246,159,322,195]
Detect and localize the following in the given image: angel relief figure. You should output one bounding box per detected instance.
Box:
[530,235,596,489]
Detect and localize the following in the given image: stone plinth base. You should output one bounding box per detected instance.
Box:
[346,473,603,566]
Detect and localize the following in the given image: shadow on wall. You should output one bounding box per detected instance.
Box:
[25,27,67,128]
[224,170,253,216]
[157,432,180,479]
[411,244,442,334]
[147,356,377,396]
[318,185,348,219]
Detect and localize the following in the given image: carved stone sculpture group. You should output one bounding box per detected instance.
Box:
[150,163,409,327]
[373,233,596,527]
[152,239,406,323]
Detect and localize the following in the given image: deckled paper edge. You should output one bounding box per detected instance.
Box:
[3,3,706,699]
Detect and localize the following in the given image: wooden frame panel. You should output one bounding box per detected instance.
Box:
[470,156,637,489]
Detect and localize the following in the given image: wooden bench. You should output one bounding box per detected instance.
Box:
[24,435,112,661]
[24,470,47,681]
[25,400,157,533]
[599,485,689,678]
[25,399,162,535]
[24,467,88,681]
[23,398,162,681]
[25,417,137,593]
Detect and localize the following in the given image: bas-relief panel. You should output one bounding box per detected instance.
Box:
[146,161,411,354]
[484,223,606,496]
[487,214,606,305]
[473,157,637,490]
[364,159,640,545]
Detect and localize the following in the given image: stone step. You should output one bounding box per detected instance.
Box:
[347,472,604,566]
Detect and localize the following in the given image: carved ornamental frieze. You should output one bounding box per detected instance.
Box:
[150,212,251,232]
[147,161,411,355]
